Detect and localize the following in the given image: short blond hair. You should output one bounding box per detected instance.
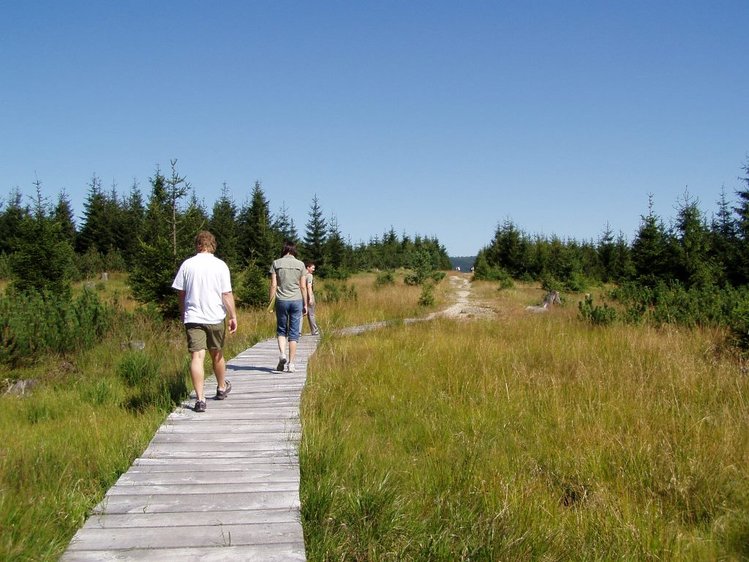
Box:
[195,231,217,253]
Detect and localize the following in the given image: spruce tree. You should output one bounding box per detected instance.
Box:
[121,181,145,267]
[237,181,276,266]
[11,181,75,296]
[128,165,188,317]
[77,174,113,254]
[210,184,240,269]
[631,195,671,286]
[673,191,715,287]
[0,189,29,255]
[53,190,77,248]
[272,202,299,246]
[303,195,327,272]
[733,159,749,284]
[325,214,348,277]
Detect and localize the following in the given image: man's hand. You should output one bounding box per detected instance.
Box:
[228,317,237,334]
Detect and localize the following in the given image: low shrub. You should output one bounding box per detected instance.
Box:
[418,283,435,307]
[0,288,113,366]
[375,271,396,287]
[317,282,358,304]
[578,294,618,326]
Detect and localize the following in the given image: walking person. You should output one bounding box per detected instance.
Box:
[172,231,237,412]
[305,261,320,336]
[269,241,307,373]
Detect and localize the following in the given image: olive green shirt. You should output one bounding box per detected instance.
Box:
[270,255,306,301]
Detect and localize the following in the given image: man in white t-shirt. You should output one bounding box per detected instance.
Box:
[172,231,237,412]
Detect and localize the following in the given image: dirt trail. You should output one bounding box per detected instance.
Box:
[427,273,496,321]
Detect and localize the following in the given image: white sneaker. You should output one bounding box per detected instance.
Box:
[287,362,296,373]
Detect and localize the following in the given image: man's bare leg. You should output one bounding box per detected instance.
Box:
[210,348,227,390]
[190,349,206,401]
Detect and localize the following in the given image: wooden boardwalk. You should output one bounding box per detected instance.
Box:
[62,335,320,561]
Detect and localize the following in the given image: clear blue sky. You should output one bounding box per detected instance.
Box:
[1,1,747,257]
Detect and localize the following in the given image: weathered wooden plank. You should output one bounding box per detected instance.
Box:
[67,521,303,550]
[114,468,299,486]
[131,457,297,470]
[91,489,300,515]
[105,481,299,495]
[63,542,305,561]
[70,508,299,529]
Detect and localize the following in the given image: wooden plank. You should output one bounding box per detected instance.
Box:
[64,543,305,561]
[62,335,317,561]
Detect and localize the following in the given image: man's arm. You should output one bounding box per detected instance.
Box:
[223,292,237,334]
[300,273,308,314]
[307,275,315,306]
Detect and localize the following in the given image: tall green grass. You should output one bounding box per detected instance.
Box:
[300,280,749,560]
[0,277,275,561]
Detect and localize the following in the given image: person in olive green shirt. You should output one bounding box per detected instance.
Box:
[269,241,307,373]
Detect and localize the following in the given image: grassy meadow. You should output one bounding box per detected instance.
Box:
[3,270,748,560]
[0,271,434,560]
[300,276,749,560]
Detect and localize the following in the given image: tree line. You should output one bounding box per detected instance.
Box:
[0,160,451,314]
[476,159,749,292]
[476,159,749,343]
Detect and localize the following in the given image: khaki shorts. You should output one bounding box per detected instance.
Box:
[185,322,225,352]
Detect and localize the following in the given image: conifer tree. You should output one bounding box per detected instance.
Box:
[128,164,189,317]
[120,180,145,267]
[237,181,276,266]
[273,202,299,246]
[325,214,348,277]
[210,184,240,269]
[673,190,715,287]
[631,195,671,286]
[303,195,327,272]
[11,180,75,296]
[0,189,29,255]
[53,190,77,247]
[77,174,113,254]
[733,159,749,284]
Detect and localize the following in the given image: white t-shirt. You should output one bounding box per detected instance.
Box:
[172,252,232,324]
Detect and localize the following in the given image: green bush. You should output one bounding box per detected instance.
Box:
[403,271,421,286]
[0,288,113,366]
[430,271,446,283]
[418,283,435,307]
[729,292,749,352]
[578,294,618,326]
[375,271,395,287]
[317,282,358,304]
[0,253,11,279]
[235,263,270,309]
[495,269,515,290]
